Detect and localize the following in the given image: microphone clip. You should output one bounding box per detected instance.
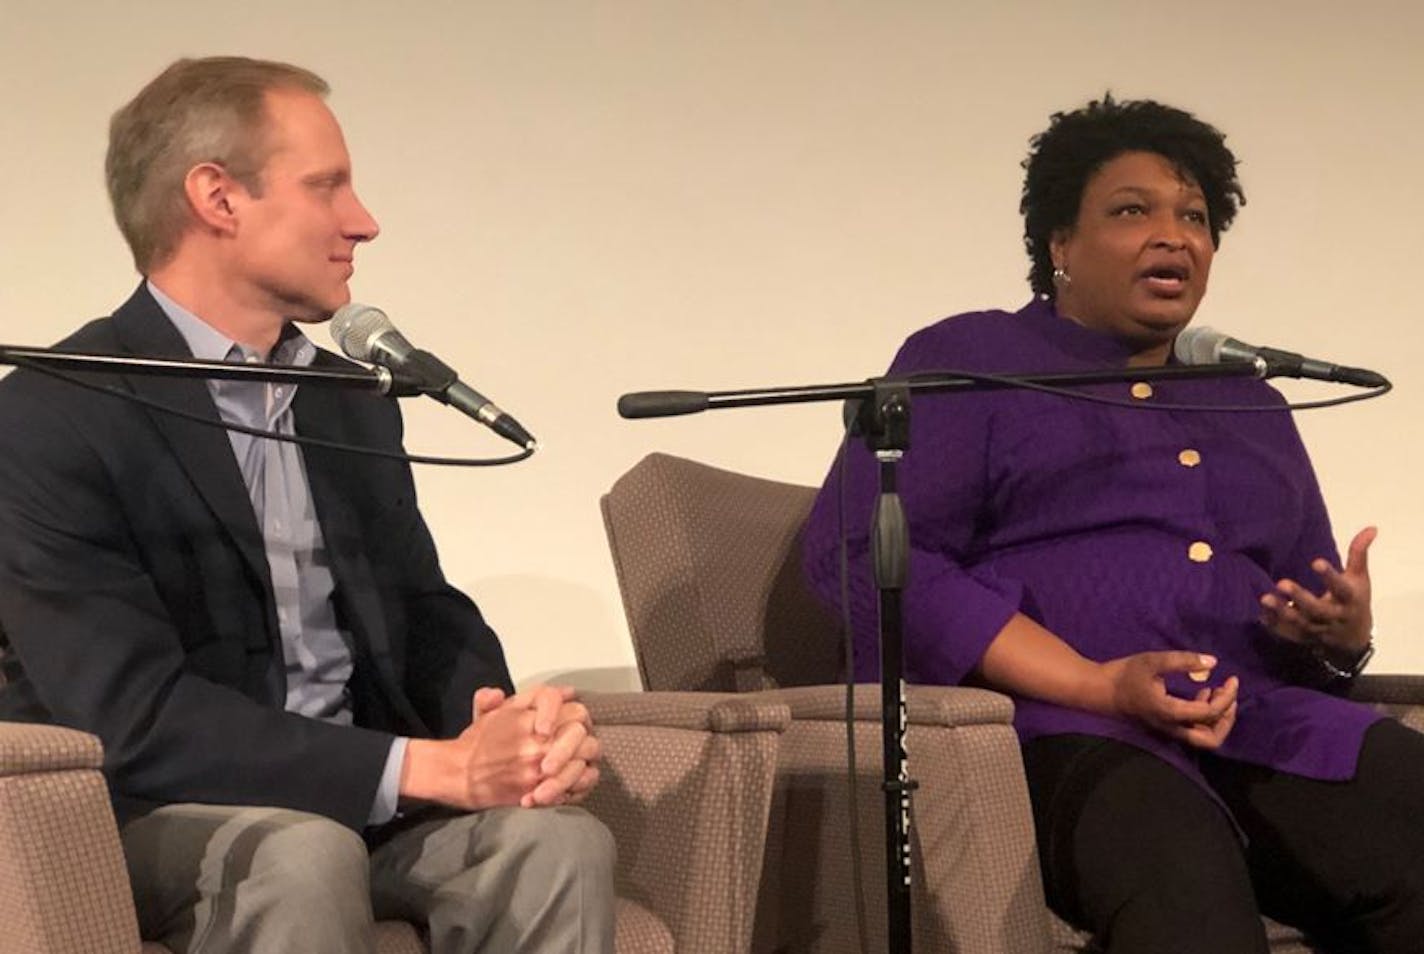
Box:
[374,368,428,398]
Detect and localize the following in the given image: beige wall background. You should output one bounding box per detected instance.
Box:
[2,1,1420,685]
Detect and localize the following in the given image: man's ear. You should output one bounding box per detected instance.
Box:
[183,162,244,237]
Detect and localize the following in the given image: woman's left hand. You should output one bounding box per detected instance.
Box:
[1260,525,1376,658]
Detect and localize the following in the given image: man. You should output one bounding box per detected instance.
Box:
[0,56,614,954]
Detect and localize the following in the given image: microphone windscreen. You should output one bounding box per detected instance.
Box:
[1173,326,1225,365]
[331,303,393,361]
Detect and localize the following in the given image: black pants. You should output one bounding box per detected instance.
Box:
[1021,721,1424,954]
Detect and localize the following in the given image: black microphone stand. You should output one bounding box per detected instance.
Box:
[618,358,1266,954]
[857,378,917,952]
[0,342,424,395]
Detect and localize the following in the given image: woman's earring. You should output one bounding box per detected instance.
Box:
[1052,266,1072,286]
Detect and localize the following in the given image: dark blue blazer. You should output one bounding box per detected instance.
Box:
[0,285,513,830]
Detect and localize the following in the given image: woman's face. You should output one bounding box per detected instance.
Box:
[1050,150,1215,357]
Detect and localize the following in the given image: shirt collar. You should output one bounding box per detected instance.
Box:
[146,280,317,369]
[1016,296,1161,366]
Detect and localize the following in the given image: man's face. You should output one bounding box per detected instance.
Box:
[229,88,379,321]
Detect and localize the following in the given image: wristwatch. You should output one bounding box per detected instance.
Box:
[1316,637,1375,681]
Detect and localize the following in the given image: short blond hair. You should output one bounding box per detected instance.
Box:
[106,56,329,273]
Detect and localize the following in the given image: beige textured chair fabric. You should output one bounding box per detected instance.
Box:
[749,686,1049,954]
[602,451,842,693]
[602,452,1052,954]
[612,899,675,954]
[0,722,143,954]
[0,689,786,954]
[586,692,789,954]
[371,921,430,954]
[1350,675,1424,734]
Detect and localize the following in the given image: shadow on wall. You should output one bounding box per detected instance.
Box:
[456,572,639,688]
[519,666,643,692]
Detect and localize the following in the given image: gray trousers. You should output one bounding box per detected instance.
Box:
[120,803,617,954]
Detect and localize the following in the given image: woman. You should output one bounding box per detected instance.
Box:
[803,96,1423,953]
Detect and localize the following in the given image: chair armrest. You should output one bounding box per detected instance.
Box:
[1348,674,1424,733]
[740,682,1015,726]
[585,689,793,732]
[1348,674,1424,705]
[0,720,107,774]
[726,684,1052,954]
[580,692,789,954]
[0,722,142,954]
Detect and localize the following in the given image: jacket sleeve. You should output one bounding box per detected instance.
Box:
[801,321,1023,685]
[1269,409,1341,588]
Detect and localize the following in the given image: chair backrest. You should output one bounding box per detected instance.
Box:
[602,453,841,692]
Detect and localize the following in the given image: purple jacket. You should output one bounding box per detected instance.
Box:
[803,298,1381,783]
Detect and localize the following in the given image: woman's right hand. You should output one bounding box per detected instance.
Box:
[977,615,1239,749]
[1101,652,1239,749]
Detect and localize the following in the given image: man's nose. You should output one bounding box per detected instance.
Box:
[344,192,380,242]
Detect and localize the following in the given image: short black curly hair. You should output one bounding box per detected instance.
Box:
[1020,94,1246,297]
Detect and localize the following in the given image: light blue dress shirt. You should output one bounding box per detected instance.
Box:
[150,282,406,825]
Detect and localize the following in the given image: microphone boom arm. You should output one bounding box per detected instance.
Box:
[619,360,1269,419]
[0,342,424,395]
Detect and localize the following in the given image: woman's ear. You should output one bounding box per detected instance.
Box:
[1049,227,1072,272]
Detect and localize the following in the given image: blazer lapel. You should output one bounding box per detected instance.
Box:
[294,370,428,735]
[108,287,274,622]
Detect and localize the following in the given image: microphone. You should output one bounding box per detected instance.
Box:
[1173,326,1388,388]
[330,304,536,450]
[616,390,709,419]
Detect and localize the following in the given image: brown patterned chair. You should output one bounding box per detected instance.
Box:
[0,691,790,954]
[601,451,1424,954]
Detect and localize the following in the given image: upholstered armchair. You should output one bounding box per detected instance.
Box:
[0,691,789,954]
[602,452,1050,954]
[601,451,1424,954]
